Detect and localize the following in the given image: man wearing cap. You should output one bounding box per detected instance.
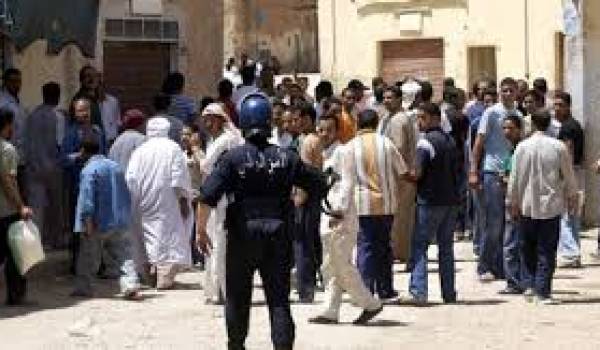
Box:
[109,109,147,171]
[126,117,193,289]
[199,102,243,304]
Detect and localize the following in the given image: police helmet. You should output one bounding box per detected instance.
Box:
[239,93,272,132]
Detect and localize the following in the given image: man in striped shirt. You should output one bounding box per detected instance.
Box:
[345,109,409,299]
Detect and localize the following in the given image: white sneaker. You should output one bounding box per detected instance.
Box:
[536,296,560,305]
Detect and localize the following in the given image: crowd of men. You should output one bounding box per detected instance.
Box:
[0,54,595,348]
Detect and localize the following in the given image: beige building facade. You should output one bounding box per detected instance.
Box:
[319,0,565,96]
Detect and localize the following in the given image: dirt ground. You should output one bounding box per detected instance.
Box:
[2,231,600,350]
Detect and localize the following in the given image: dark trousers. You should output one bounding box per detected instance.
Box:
[478,173,505,277]
[226,235,295,350]
[293,199,322,300]
[357,215,395,298]
[0,214,27,304]
[520,216,560,298]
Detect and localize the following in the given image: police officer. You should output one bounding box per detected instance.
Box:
[196,94,330,350]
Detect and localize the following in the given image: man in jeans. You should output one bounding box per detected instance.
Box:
[0,108,33,305]
[408,102,459,304]
[554,92,585,268]
[469,77,522,282]
[508,110,577,304]
[72,136,140,299]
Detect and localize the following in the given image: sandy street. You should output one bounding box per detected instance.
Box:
[2,232,600,349]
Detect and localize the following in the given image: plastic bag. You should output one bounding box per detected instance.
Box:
[7,220,45,275]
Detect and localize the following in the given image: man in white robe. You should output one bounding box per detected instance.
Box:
[109,109,146,170]
[199,103,243,304]
[126,117,193,289]
[308,114,383,324]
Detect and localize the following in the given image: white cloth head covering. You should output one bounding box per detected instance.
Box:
[401,79,422,110]
[146,117,171,138]
[202,103,228,119]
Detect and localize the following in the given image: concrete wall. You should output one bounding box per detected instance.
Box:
[319,0,563,91]
[583,0,600,224]
[225,0,318,73]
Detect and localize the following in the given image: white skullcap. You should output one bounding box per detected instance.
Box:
[202,103,228,119]
[146,117,171,138]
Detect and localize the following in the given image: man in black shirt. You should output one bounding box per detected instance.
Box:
[554,91,584,268]
[408,102,459,305]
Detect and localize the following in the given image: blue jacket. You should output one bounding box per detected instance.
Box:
[74,155,131,234]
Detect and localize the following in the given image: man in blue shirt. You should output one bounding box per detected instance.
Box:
[469,77,522,282]
[408,102,459,304]
[72,136,140,300]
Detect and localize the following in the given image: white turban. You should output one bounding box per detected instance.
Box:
[146,117,171,138]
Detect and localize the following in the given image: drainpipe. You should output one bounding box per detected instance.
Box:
[331,0,337,83]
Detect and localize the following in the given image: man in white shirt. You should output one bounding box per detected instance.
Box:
[507,110,577,304]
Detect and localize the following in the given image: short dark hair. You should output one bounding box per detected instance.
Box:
[357,109,379,130]
[500,77,517,88]
[201,96,215,111]
[81,135,101,155]
[3,68,21,82]
[241,65,256,85]
[533,78,548,93]
[443,86,459,103]
[504,114,522,130]
[218,79,233,98]
[531,109,551,131]
[483,87,497,98]
[419,81,433,102]
[554,91,572,107]
[299,103,317,124]
[384,86,402,99]
[315,80,334,102]
[42,82,61,105]
[162,72,185,94]
[153,93,171,112]
[78,65,95,83]
[417,102,441,118]
[0,108,14,131]
[525,89,544,104]
[443,77,455,88]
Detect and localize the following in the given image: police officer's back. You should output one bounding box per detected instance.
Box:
[196,94,328,350]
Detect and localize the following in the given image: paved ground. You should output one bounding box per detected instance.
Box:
[2,231,600,349]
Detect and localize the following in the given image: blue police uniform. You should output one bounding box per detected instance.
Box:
[198,94,329,350]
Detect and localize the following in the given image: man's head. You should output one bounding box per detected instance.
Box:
[202,103,228,137]
[298,103,317,133]
[288,104,303,137]
[522,90,542,115]
[271,99,286,128]
[383,86,402,113]
[218,79,234,99]
[533,78,548,96]
[42,82,60,106]
[416,102,441,132]
[73,98,92,125]
[162,72,185,95]
[122,109,146,131]
[517,79,529,101]
[502,114,522,145]
[80,135,101,159]
[241,65,256,86]
[317,112,338,148]
[483,88,497,108]
[553,91,572,122]
[3,68,22,97]
[79,65,98,91]
[499,77,517,105]
[289,83,304,101]
[531,109,551,132]
[418,81,433,103]
[372,77,387,103]
[0,108,14,139]
[342,88,357,112]
[357,109,379,131]
[297,77,309,93]
[153,93,171,114]
[347,79,368,101]
[315,80,333,103]
[475,79,491,101]
[443,86,459,107]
